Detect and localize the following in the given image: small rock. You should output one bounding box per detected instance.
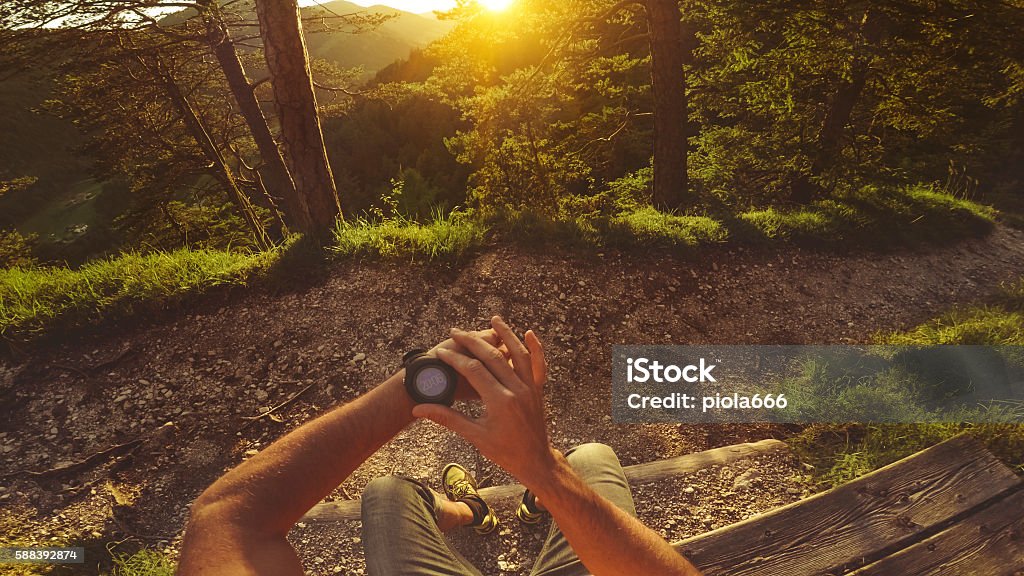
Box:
[732,469,761,491]
[352,353,366,362]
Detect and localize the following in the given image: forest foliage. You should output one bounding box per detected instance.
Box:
[1,0,1022,265]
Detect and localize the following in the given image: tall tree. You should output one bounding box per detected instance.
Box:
[255,0,343,238]
[644,0,688,210]
[195,0,299,231]
[147,52,271,249]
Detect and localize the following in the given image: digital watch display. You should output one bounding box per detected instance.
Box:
[403,349,457,405]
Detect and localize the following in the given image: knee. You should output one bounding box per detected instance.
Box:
[363,475,419,502]
[565,443,625,479]
[567,442,617,463]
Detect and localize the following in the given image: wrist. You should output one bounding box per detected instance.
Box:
[376,370,417,425]
[521,447,571,501]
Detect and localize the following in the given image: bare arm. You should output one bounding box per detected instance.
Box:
[415,317,703,576]
[178,371,416,575]
[178,332,497,575]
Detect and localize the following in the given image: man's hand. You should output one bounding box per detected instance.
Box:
[426,327,501,402]
[413,316,557,487]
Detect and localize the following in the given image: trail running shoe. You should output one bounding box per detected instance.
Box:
[442,463,499,535]
[516,489,545,525]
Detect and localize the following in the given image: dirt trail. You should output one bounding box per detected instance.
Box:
[2,226,1024,574]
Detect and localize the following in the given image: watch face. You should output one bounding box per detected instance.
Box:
[413,366,451,399]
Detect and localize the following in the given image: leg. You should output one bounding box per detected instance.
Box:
[530,443,637,576]
[361,476,483,576]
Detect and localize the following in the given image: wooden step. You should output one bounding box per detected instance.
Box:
[300,438,788,523]
[671,434,1022,575]
[849,487,1024,576]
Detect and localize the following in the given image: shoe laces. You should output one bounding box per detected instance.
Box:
[449,479,474,501]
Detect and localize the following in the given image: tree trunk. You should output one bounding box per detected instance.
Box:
[155,58,270,249]
[255,0,342,239]
[645,0,688,212]
[197,2,300,234]
[792,10,883,203]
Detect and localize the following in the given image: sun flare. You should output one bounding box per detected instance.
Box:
[478,0,514,11]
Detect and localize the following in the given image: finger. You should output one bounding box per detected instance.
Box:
[450,328,526,394]
[412,403,482,440]
[436,347,508,401]
[524,330,547,391]
[491,316,533,385]
[497,343,512,362]
[477,328,500,347]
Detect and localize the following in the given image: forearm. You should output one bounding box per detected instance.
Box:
[190,372,414,536]
[529,450,702,576]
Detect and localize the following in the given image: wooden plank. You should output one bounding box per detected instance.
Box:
[300,439,787,523]
[672,435,1023,576]
[849,487,1024,576]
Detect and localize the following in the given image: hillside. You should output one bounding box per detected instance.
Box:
[307,1,453,73]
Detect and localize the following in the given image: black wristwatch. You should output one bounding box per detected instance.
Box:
[403,349,457,405]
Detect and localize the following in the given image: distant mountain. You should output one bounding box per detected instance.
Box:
[159,0,453,77]
[304,1,452,74]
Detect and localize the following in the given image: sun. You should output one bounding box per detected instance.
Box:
[477,0,514,11]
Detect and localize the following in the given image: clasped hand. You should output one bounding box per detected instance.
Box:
[415,316,558,490]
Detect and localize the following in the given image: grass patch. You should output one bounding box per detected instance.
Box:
[331,210,486,260]
[605,207,728,247]
[790,278,1024,489]
[733,184,995,247]
[0,247,276,341]
[488,182,994,252]
[883,279,1024,345]
[107,548,176,576]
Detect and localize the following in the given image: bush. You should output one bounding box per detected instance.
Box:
[0,229,38,268]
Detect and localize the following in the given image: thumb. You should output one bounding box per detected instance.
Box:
[412,404,480,439]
